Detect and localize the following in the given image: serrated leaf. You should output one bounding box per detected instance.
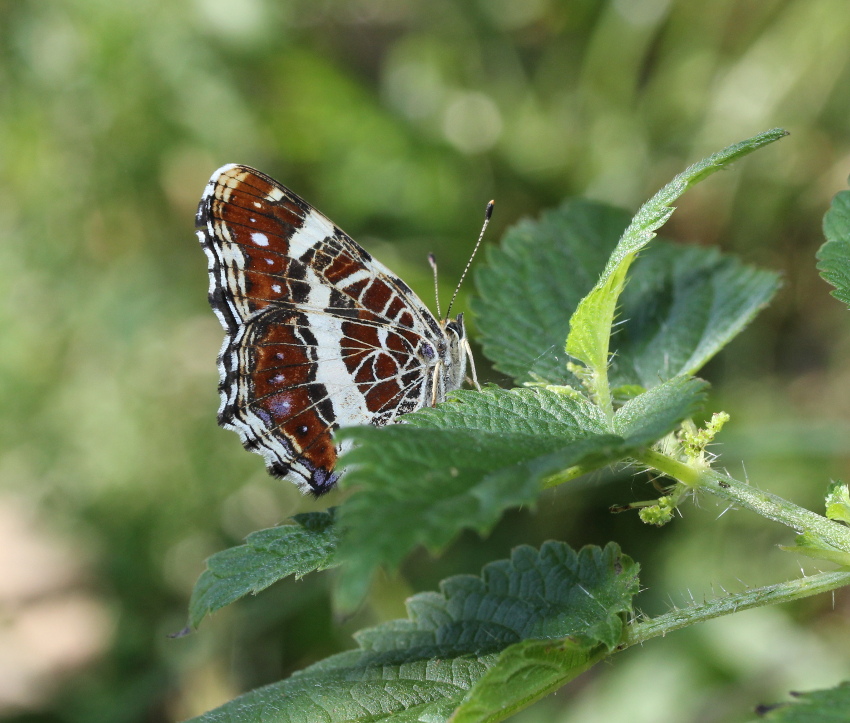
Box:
[753,681,850,721]
[334,380,705,608]
[449,639,604,723]
[450,544,637,723]
[613,376,709,442]
[825,480,850,525]
[473,200,628,386]
[474,209,780,390]
[612,244,780,388]
[188,509,338,629]
[818,188,850,308]
[188,542,638,723]
[566,129,787,398]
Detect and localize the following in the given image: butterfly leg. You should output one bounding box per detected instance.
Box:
[430,360,441,406]
[462,337,481,391]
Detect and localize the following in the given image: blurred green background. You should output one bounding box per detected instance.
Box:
[2,1,850,721]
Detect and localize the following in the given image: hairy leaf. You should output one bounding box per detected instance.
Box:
[450,639,605,723]
[475,207,780,390]
[613,244,780,388]
[335,379,705,607]
[566,129,787,397]
[188,542,638,723]
[473,199,627,386]
[818,188,850,309]
[188,510,338,628]
[613,376,709,442]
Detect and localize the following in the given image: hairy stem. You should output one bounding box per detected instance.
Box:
[634,449,850,553]
[624,570,850,647]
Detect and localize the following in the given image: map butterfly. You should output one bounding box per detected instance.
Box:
[196,165,484,495]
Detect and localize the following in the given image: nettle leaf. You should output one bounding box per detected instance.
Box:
[818,188,850,309]
[754,681,850,721]
[451,545,638,723]
[825,480,850,525]
[566,129,787,394]
[188,510,338,629]
[612,244,780,388]
[612,375,708,442]
[473,199,628,386]
[334,378,705,607]
[450,640,604,723]
[188,541,639,723]
[475,133,785,390]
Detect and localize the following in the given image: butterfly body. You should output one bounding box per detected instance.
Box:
[196,164,469,494]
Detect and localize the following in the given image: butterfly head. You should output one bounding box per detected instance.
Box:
[428,312,469,403]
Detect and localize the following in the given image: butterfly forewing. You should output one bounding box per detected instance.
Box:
[196,164,461,494]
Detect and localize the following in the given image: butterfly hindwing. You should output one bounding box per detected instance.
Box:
[196,164,463,494]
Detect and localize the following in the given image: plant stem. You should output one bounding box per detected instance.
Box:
[634,449,850,553]
[624,570,850,647]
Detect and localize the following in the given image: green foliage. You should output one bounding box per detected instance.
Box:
[474,205,780,390]
[753,681,850,721]
[565,129,786,411]
[188,510,338,629]
[334,377,705,608]
[3,1,850,720]
[825,481,850,525]
[473,200,628,386]
[183,132,803,723]
[188,542,638,723]
[449,639,606,723]
[614,247,780,389]
[818,187,850,308]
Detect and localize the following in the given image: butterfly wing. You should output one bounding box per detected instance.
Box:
[196,164,445,494]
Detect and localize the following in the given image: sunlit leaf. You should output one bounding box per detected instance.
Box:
[612,244,780,388]
[475,209,780,390]
[566,129,787,398]
[188,542,638,723]
[473,199,627,386]
[334,378,705,608]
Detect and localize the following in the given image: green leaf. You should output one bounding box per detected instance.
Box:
[188,542,639,723]
[449,640,605,723]
[613,376,709,443]
[825,480,850,525]
[612,244,780,388]
[473,199,628,387]
[753,681,850,721]
[188,510,338,629]
[818,188,850,308]
[566,128,787,410]
[782,531,850,568]
[474,208,780,390]
[451,544,638,723]
[334,379,705,608]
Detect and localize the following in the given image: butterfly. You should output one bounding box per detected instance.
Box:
[195,165,486,495]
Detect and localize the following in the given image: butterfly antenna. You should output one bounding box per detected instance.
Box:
[428,252,442,319]
[445,200,494,319]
